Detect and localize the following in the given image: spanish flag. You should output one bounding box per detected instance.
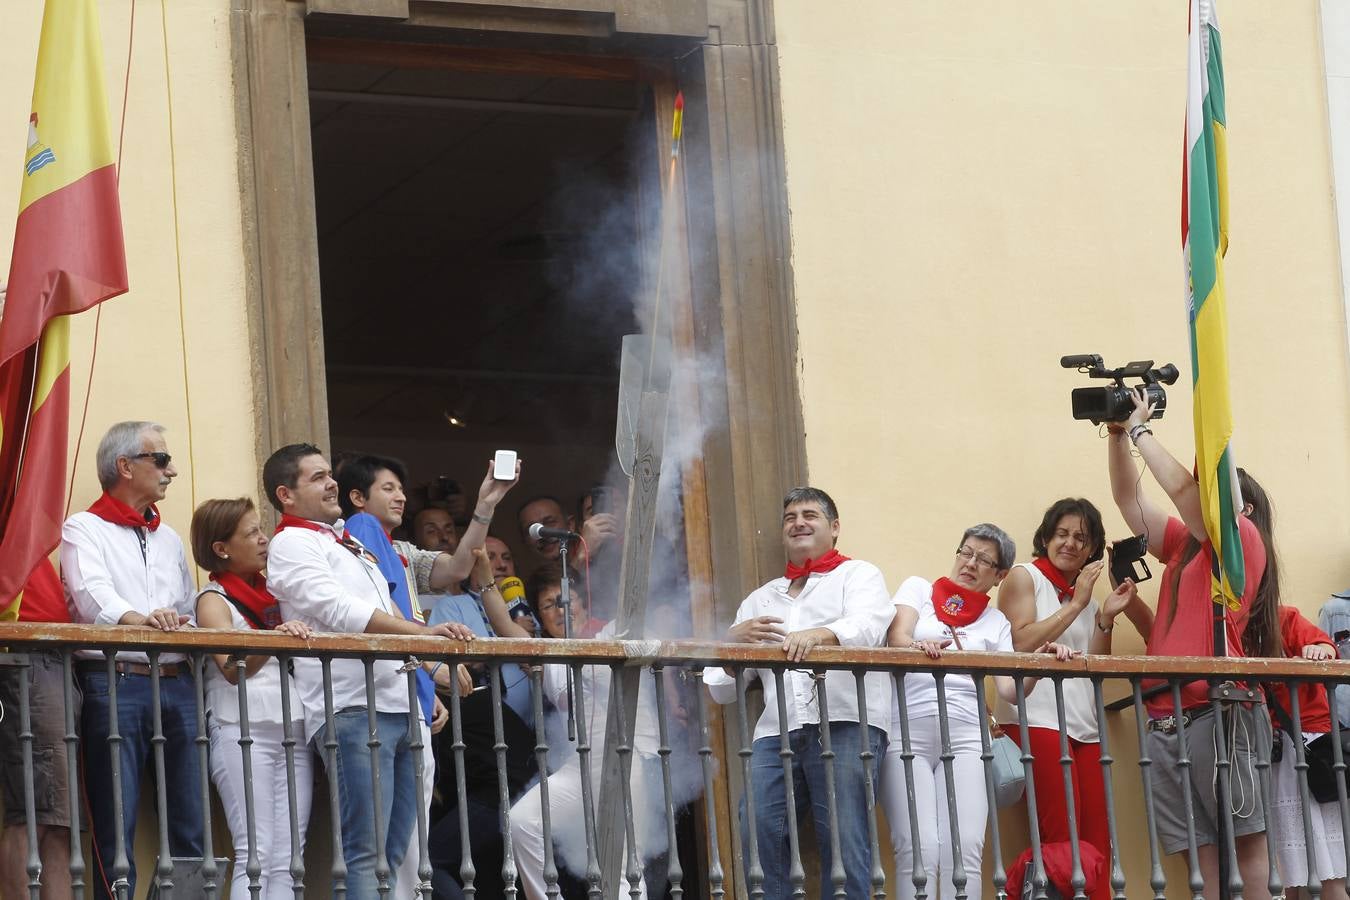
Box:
[0,0,127,617]
[1183,0,1243,609]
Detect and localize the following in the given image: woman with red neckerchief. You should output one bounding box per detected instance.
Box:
[189,497,315,900]
[880,523,1077,900]
[995,498,1147,898]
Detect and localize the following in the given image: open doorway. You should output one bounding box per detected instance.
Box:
[307,37,705,897]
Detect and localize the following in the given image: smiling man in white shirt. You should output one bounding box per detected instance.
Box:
[261,443,476,899]
[705,486,893,900]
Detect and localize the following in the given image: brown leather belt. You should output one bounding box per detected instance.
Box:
[77,660,188,678]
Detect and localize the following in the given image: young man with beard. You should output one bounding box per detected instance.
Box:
[263,443,477,898]
[704,486,894,900]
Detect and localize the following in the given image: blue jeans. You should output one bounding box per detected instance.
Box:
[316,708,418,899]
[78,666,205,900]
[740,722,885,900]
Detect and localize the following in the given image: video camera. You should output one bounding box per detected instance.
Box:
[1060,354,1180,425]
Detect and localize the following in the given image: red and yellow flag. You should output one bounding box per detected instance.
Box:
[0,0,127,618]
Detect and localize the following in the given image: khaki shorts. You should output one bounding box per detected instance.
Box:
[1148,702,1268,856]
[0,653,79,828]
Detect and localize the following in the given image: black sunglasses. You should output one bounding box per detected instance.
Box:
[128,452,172,469]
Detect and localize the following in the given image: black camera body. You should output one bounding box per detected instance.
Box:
[1061,354,1180,425]
[1109,535,1152,586]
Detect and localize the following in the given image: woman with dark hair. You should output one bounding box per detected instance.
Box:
[1238,473,1347,899]
[190,497,314,900]
[996,498,1145,898]
[1108,390,1273,899]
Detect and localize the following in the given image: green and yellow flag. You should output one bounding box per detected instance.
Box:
[1183,0,1243,610]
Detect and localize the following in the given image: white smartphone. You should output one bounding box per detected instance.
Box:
[493,449,517,481]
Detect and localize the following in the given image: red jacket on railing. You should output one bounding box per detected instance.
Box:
[1265,605,1335,733]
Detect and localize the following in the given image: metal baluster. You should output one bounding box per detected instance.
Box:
[890,671,927,900]
[852,671,885,900]
[149,652,174,898]
[1250,685,1281,900]
[734,667,765,900]
[973,676,1008,900]
[363,658,392,897]
[491,664,519,899]
[62,651,85,899]
[234,654,262,898]
[609,665,644,900]
[407,665,431,898]
[192,652,219,899]
[652,665,683,899]
[277,655,305,899]
[571,662,603,900]
[1170,681,1204,899]
[772,668,806,899]
[934,673,968,900]
[17,654,40,899]
[1323,678,1350,885]
[691,669,725,900]
[321,658,348,897]
[1289,683,1321,899]
[1013,677,1047,900]
[1130,679,1167,899]
[1052,677,1086,900]
[1090,678,1125,899]
[1206,682,1244,900]
[813,672,846,900]
[530,666,561,900]
[104,652,130,900]
[447,682,476,898]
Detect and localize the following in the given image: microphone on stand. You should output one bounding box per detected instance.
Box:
[529,522,580,542]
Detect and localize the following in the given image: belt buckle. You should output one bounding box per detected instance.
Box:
[1150,714,1178,735]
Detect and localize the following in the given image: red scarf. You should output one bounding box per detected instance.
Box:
[88,491,161,531]
[274,514,346,540]
[931,577,991,628]
[210,572,282,630]
[275,515,375,564]
[1032,556,1076,603]
[785,548,851,581]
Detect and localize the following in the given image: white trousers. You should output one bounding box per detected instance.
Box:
[879,716,988,900]
[209,719,314,900]
[394,719,437,897]
[509,752,654,900]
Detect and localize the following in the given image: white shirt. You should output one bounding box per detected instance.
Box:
[705,560,894,742]
[994,562,1099,741]
[891,575,1014,737]
[199,586,306,730]
[266,520,408,741]
[61,510,197,663]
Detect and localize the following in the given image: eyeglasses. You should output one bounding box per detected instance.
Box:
[128,452,172,469]
[955,546,999,570]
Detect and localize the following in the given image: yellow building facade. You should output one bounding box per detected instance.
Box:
[1,1,1347,896]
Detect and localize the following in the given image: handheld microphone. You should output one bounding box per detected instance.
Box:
[529,522,579,542]
[499,576,526,604]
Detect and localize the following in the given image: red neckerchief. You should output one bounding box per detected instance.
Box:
[382,530,409,567]
[931,577,991,628]
[210,572,282,630]
[784,548,851,581]
[1032,556,1075,603]
[88,492,161,531]
[275,515,375,563]
[274,514,347,540]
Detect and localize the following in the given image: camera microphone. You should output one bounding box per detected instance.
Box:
[529,522,579,542]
